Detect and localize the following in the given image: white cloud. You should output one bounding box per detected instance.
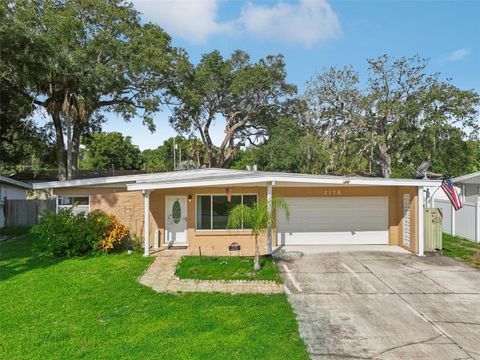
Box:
[131,0,231,44]
[131,0,341,47]
[238,0,341,47]
[446,48,472,62]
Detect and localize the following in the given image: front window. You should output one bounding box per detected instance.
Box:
[196,194,257,230]
[57,196,90,214]
[58,196,89,206]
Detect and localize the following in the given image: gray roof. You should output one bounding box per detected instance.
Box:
[454,171,480,184]
[32,168,441,190]
[0,175,32,189]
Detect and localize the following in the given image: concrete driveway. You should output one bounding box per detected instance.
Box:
[278,246,480,359]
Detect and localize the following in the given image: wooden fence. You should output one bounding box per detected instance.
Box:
[4,199,56,227]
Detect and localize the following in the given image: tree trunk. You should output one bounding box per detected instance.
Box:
[378,143,392,178]
[66,115,73,180]
[68,118,83,179]
[253,234,261,271]
[207,149,218,168]
[51,110,67,180]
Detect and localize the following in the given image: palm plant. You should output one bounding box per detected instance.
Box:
[227,197,290,271]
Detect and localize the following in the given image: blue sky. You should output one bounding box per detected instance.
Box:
[104,0,480,150]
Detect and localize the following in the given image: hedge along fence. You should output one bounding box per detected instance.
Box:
[4,200,56,227]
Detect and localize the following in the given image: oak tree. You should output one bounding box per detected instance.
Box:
[4,0,183,179]
[170,50,297,168]
[305,55,479,178]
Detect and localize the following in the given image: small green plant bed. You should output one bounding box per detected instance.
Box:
[443,233,480,269]
[175,256,282,283]
[0,226,31,237]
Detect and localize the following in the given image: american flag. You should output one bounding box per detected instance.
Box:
[441,179,463,211]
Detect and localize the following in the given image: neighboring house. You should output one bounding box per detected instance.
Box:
[0,175,32,228]
[432,171,480,242]
[9,169,147,200]
[33,168,440,256]
[428,171,480,203]
[454,171,480,202]
[10,169,147,182]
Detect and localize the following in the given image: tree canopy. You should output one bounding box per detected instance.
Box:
[79,132,141,171]
[2,0,478,180]
[303,55,480,178]
[0,1,54,171]
[141,136,207,173]
[170,50,297,168]
[2,0,184,179]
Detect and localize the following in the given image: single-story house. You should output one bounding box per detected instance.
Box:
[33,168,440,256]
[0,175,32,228]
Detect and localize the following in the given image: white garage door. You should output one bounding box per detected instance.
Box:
[276,197,388,245]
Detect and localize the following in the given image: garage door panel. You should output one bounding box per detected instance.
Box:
[277,231,389,245]
[276,197,388,245]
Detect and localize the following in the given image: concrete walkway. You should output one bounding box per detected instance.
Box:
[139,251,284,294]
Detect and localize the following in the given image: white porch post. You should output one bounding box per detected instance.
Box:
[266,181,273,255]
[143,190,151,257]
[417,187,424,256]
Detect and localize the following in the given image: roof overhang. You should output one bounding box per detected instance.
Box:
[31,169,441,191]
[0,175,32,189]
[32,172,173,189]
[127,175,441,191]
[453,171,480,184]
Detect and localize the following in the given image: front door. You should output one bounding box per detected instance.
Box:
[165,196,188,245]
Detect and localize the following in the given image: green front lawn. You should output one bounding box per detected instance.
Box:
[175,256,282,283]
[0,225,31,237]
[0,235,308,360]
[443,233,480,269]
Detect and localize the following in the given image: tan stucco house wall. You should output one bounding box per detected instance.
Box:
[54,184,420,255]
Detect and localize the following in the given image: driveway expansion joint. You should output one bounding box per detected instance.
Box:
[350,253,473,358]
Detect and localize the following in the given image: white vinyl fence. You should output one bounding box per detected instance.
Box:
[434,199,480,242]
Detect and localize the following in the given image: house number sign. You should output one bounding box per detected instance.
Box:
[323,189,342,196]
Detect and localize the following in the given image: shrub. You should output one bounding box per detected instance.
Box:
[32,209,129,257]
[97,215,130,252]
[127,234,143,252]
